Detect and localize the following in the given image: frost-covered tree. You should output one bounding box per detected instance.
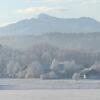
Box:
[16,70,26,78]
[91,61,100,72]
[7,61,21,78]
[63,60,83,78]
[40,71,58,79]
[41,51,53,64]
[50,59,59,71]
[25,61,43,78]
[72,73,81,80]
[48,71,58,79]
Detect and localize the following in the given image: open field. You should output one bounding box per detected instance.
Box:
[0,79,100,89]
[0,90,100,100]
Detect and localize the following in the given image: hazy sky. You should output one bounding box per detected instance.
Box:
[0,0,100,26]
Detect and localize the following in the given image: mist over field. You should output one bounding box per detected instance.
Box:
[0,33,100,80]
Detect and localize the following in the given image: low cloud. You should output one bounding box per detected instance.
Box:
[82,0,100,5]
[21,0,100,4]
[17,7,67,14]
[21,0,32,2]
[21,0,66,3]
[44,0,65,2]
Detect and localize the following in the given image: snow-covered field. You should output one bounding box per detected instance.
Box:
[0,79,100,89]
[0,90,100,100]
[0,79,100,100]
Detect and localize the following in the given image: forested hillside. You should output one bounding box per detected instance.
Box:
[0,37,100,79]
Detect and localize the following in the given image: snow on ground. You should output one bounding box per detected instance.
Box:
[0,90,100,100]
[0,79,100,100]
[0,79,100,89]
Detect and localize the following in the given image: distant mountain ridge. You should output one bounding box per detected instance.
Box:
[0,13,100,36]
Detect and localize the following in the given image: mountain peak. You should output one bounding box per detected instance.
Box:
[38,13,54,20]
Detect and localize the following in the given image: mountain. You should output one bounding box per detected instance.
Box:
[0,13,100,36]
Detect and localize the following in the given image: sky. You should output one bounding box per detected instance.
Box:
[0,0,100,26]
